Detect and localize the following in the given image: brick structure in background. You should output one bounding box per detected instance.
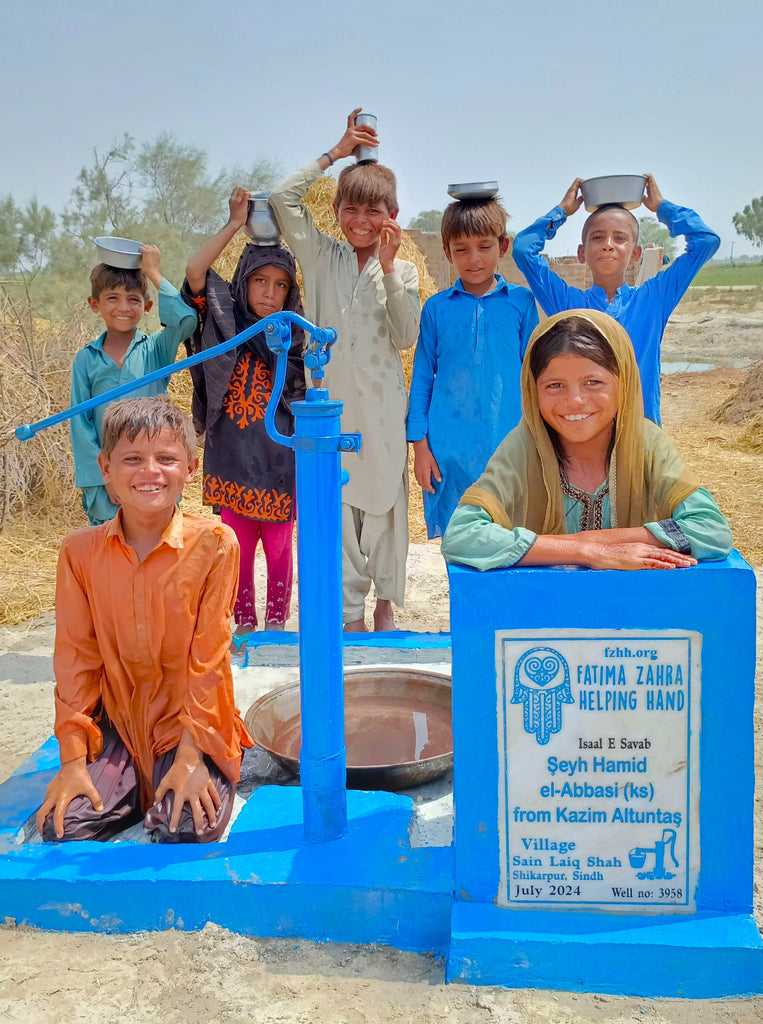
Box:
[407,230,641,295]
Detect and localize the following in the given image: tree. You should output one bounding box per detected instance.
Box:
[732,196,763,247]
[637,217,677,260]
[62,134,137,242]
[407,209,443,233]
[0,195,56,278]
[135,133,221,235]
[218,157,284,197]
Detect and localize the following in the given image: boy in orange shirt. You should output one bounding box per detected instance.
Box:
[37,396,252,844]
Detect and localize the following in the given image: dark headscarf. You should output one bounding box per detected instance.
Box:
[183,244,305,437]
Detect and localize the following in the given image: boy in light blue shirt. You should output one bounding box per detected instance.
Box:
[407,197,538,538]
[512,174,720,424]
[70,245,198,524]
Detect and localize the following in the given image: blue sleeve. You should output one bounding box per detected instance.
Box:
[69,351,106,488]
[406,299,437,442]
[517,289,540,359]
[441,504,537,570]
[643,201,721,314]
[644,487,733,561]
[150,278,199,366]
[511,207,582,315]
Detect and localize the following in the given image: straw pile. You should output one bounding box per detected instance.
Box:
[713,361,763,452]
[0,287,91,621]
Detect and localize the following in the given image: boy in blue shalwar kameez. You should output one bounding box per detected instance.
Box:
[407,197,538,538]
[512,174,720,425]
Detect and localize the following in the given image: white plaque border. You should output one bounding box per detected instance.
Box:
[495,627,701,914]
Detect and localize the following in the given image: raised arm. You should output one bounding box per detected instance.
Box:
[641,174,721,311]
[270,108,379,268]
[186,189,250,295]
[511,179,586,315]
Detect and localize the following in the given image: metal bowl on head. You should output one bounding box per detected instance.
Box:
[447,181,499,201]
[580,175,647,213]
[93,236,143,269]
[244,666,453,791]
[244,191,281,245]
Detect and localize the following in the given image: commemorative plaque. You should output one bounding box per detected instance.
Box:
[496,628,701,913]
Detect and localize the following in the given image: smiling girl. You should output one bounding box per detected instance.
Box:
[441,309,732,571]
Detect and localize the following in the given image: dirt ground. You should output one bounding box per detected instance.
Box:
[0,292,761,1022]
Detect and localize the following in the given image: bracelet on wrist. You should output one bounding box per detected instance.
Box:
[322,151,335,166]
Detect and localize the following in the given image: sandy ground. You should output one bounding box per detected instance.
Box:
[0,295,761,1022]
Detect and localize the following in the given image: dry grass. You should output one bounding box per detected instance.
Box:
[1,206,759,625]
[662,368,763,566]
[714,360,763,453]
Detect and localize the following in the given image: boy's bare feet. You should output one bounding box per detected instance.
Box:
[265,621,285,631]
[373,600,396,632]
[344,617,368,632]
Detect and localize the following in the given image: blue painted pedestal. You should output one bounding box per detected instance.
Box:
[446,551,763,996]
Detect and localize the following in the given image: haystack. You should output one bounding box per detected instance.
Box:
[714,360,763,452]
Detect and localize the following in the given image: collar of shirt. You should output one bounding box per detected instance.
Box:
[88,329,150,356]
[104,506,186,555]
[450,275,509,299]
[588,282,634,304]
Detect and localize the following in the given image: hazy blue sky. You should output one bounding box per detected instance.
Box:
[3,0,761,257]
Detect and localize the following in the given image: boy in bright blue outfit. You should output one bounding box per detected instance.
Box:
[407,197,538,538]
[70,245,198,525]
[512,173,720,424]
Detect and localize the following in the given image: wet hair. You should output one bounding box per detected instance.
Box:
[581,204,639,245]
[335,162,397,212]
[530,315,619,466]
[90,263,150,303]
[441,197,508,248]
[100,396,197,461]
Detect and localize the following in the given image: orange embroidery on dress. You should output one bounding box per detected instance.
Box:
[204,476,292,523]
[222,352,272,428]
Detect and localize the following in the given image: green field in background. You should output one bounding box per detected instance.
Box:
[692,263,763,287]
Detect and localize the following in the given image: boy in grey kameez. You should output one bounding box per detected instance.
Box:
[271,109,420,631]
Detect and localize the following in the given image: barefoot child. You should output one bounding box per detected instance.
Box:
[442,310,732,571]
[511,175,720,424]
[270,109,420,632]
[71,246,198,525]
[37,396,252,843]
[183,189,305,633]
[407,195,538,538]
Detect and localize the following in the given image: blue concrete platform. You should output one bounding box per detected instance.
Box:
[0,737,453,951]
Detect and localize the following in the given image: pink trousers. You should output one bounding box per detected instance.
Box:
[220,508,294,629]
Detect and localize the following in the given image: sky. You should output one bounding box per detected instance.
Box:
[2,0,762,258]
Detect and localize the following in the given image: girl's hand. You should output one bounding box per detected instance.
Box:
[583,541,697,571]
[228,187,251,229]
[560,178,584,217]
[412,439,442,494]
[379,218,402,274]
[328,108,379,163]
[36,758,104,839]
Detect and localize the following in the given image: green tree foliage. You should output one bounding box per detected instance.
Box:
[637,216,677,261]
[732,196,763,247]
[0,195,57,278]
[4,134,282,319]
[407,209,443,233]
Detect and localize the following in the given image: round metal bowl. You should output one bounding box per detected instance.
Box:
[93,236,143,269]
[244,666,453,791]
[447,181,499,201]
[580,174,646,213]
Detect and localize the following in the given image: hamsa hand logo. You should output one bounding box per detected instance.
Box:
[511,647,573,744]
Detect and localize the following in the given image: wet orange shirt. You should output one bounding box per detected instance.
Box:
[53,510,253,805]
